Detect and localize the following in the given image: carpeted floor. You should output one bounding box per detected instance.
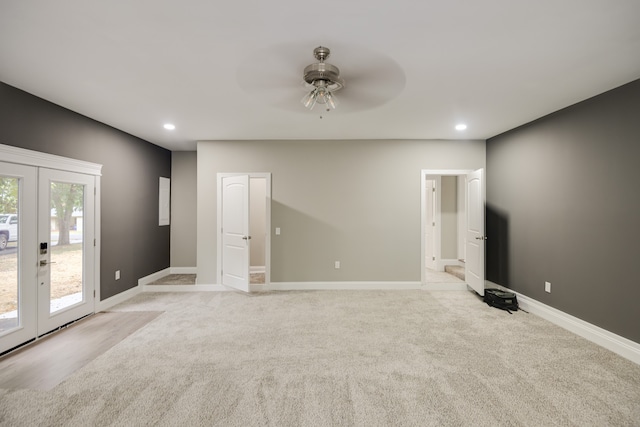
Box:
[1,290,639,426]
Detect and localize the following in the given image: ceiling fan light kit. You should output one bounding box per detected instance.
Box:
[301,46,344,111]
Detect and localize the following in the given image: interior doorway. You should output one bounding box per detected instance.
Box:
[217,173,271,291]
[421,170,472,288]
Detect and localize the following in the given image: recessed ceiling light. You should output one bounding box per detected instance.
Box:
[455,124,467,131]
[163,123,176,130]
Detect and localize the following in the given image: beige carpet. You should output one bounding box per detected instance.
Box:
[1,290,639,426]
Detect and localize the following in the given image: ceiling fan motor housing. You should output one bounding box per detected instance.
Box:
[303,46,344,91]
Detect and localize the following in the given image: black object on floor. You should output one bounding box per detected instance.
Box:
[484,288,519,314]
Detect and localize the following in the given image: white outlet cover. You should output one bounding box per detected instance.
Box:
[545,281,551,293]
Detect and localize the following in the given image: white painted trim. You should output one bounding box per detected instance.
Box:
[143,284,229,292]
[170,266,197,274]
[97,285,142,311]
[265,281,423,291]
[0,143,102,176]
[422,283,469,291]
[138,268,171,286]
[250,266,266,273]
[437,258,462,271]
[486,281,640,366]
[94,175,102,308]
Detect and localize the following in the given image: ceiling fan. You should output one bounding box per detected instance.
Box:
[236,42,405,114]
[301,46,344,110]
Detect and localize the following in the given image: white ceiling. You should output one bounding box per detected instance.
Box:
[1,1,639,151]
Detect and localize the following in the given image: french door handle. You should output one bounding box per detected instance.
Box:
[39,260,57,266]
[242,236,252,240]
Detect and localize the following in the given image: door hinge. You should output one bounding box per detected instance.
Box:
[432,222,435,226]
[94,187,96,195]
[432,188,435,192]
[94,238,96,246]
[93,290,96,298]
[432,256,435,261]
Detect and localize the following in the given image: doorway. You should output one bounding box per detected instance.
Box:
[421,169,485,294]
[217,173,271,292]
[0,145,101,354]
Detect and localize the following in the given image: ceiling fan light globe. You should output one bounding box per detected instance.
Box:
[301,90,318,110]
[326,92,338,109]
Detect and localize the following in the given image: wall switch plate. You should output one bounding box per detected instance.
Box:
[335,261,340,269]
[275,227,281,235]
[545,281,551,293]
[115,270,121,280]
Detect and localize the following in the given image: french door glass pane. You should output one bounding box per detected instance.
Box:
[0,176,19,331]
[49,182,84,313]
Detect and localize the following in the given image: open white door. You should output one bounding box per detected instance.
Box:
[425,179,436,270]
[465,168,485,296]
[221,175,250,292]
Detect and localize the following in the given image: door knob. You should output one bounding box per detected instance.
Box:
[242,236,252,240]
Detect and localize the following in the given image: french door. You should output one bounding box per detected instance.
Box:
[37,168,95,334]
[0,156,98,354]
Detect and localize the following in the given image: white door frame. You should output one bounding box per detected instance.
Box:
[216,172,271,288]
[420,169,474,284]
[0,144,101,351]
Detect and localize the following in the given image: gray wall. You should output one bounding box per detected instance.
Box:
[197,139,485,284]
[0,82,171,299]
[486,78,640,343]
[250,177,267,268]
[170,152,197,267]
[440,176,457,260]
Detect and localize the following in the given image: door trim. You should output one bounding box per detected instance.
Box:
[216,173,271,287]
[0,144,102,175]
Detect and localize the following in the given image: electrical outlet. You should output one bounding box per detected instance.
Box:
[115,270,121,280]
[545,281,551,293]
[335,261,340,269]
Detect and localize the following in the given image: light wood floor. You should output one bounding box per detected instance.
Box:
[0,311,161,390]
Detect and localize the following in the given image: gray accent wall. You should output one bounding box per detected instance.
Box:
[170,152,197,267]
[197,139,485,284]
[0,82,171,299]
[486,79,640,343]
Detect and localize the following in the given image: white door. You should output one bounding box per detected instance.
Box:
[0,162,38,354]
[425,179,436,270]
[465,168,485,296]
[37,169,95,334]
[221,175,250,292]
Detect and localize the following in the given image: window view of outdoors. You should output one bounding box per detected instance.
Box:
[49,182,84,313]
[0,178,85,331]
[0,177,19,331]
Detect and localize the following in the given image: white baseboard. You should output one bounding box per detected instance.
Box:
[97,285,142,311]
[486,281,640,366]
[436,258,462,271]
[138,268,171,286]
[250,266,265,274]
[265,281,423,291]
[422,282,469,291]
[170,266,196,274]
[143,284,229,292]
